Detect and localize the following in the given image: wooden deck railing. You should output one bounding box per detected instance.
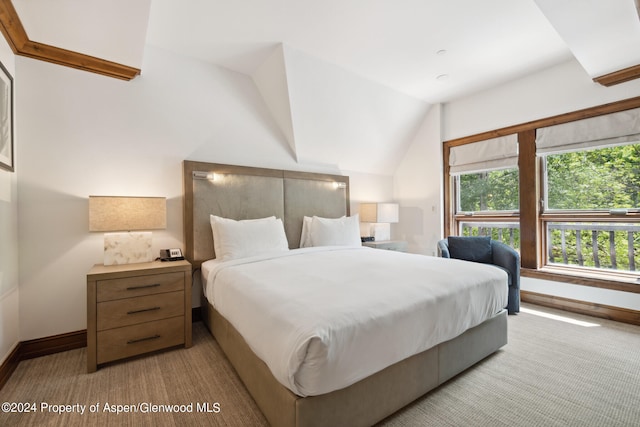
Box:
[460,222,640,272]
[460,222,521,250]
[547,223,639,271]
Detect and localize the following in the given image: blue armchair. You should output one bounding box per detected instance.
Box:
[437,236,520,314]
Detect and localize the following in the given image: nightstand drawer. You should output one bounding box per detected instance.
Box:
[97,291,184,330]
[97,316,184,364]
[97,271,184,302]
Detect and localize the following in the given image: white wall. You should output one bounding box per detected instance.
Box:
[439,58,640,310]
[394,104,443,255]
[522,277,640,311]
[442,59,640,140]
[0,37,18,363]
[15,45,394,340]
[281,45,430,175]
[347,170,395,212]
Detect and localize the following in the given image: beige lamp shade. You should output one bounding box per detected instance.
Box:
[359,203,399,223]
[359,202,399,242]
[89,196,166,232]
[89,196,167,266]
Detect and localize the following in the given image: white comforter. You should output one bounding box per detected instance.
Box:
[203,246,508,397]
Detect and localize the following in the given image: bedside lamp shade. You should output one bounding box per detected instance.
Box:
[89,196,166,231]
[359,203,399,224]
[359,203,399,242]
[89,196,166,266]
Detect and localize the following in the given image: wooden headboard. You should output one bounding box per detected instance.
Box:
[183,161,350,267]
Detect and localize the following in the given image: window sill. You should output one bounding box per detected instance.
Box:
[521,266,640,294]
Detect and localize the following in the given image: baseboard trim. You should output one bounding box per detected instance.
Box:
[0,344,20,390]
[19,330,87,361]
[0,329,85,390]
[0,308,204,390]
[521,290,640,326]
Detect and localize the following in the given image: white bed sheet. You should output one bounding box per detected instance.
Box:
[204,246,508,397]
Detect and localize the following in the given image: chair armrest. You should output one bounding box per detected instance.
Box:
[491,241,520,289]
[437,239,450,258]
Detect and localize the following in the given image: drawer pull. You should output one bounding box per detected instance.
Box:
[127,307,161,315]
[127,335,161,344]
[126,283,161,291]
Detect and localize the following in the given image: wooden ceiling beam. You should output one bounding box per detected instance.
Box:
[593,63,640,87]
[0,0,140,80]
[590,1,640,88]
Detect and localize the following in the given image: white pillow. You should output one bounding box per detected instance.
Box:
[309,214,362,247]
[211,215,276,257]
[210,215,289,260]
[299,216,313,248]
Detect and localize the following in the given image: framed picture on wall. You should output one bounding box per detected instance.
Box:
[0,60,13,172]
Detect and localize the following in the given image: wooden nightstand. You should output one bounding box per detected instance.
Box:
[86,260,192,372]
[362,240,408,252]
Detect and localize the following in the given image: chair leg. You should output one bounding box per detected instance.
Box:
[508,286,520,314]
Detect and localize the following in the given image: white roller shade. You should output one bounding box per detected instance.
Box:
[449,134,518,175]
[536,107,640,155]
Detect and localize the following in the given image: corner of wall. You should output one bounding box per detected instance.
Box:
[0,37,19,366]
[393,104,443,256]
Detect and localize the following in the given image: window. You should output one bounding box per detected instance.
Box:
[449,135,520,251]
[456,168,520,249]
[537,106,640,277]
[444,101,640,290]
[545,144,640,211]
[542,143,640,274]
[458,168,519,213]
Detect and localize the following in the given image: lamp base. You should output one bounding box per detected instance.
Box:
[104,232,153,266]
[370,223,391,242]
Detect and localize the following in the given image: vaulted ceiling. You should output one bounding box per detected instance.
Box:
[5,0,640,174]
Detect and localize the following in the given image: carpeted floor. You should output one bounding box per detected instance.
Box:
[1,303,638,426]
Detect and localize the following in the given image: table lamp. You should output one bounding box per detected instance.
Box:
[359,202,399,241]
[89,195,166,266]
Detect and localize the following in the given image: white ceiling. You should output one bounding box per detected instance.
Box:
[10,0,640,174]
[535,0,640,78]
[12,0,640,102]
[144,0,573,103]
[13,0,151,68]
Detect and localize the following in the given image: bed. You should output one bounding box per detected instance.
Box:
[183,160,508,427]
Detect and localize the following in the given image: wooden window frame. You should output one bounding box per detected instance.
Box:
[443,96,640,294]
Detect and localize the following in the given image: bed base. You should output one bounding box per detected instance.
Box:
[202,298,507,427]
